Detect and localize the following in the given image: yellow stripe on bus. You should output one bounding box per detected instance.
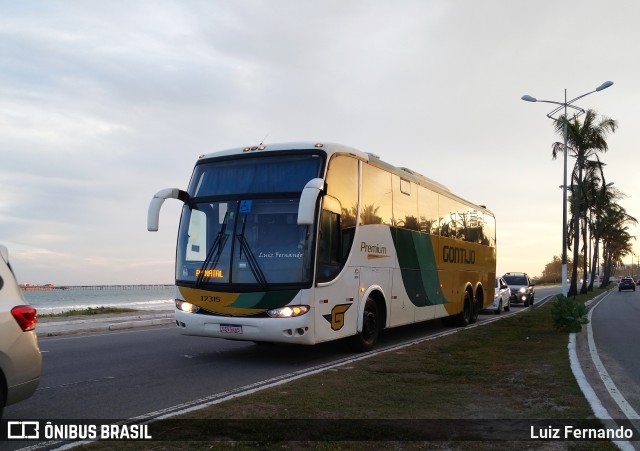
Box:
[178,286,266,315]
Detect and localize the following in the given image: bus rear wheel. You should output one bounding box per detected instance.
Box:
[470,293,480,324]
[454,291,472,327]
[347,297,380,352]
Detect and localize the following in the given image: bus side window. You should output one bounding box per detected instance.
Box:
[341,226,355,261]
[317,209,341,282]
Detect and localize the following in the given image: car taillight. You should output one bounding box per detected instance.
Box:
[11,305,38,332]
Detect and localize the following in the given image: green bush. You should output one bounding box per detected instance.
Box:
[551,295,589,333]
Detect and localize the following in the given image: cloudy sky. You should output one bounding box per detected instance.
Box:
[1,1,638,285]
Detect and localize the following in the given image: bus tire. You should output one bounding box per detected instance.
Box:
[470,294,479,324]
[454,291,472,327]
[347,297,380,352]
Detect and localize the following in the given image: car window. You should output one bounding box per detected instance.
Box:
[504,275,527,285]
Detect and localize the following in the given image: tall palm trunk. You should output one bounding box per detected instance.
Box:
[588,236,599,290]
[568,160,582,297]
[581,219,588,293]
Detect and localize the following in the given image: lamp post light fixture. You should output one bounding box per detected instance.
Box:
[521,81,613,297]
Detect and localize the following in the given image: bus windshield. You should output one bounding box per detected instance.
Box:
[176,153,323,288]
[177,199,314,287]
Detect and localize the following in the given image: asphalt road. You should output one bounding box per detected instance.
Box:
[1,286,559,450]
[3,290,554,421]
[5,325,352,420]
[589,287,640,416]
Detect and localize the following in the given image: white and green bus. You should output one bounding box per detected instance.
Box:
[148,142,496,351]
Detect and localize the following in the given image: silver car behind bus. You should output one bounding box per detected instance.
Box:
[0,245,42,419]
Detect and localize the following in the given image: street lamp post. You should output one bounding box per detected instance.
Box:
[521,81,613,297]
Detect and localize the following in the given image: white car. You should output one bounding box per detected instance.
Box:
[0,245,42,418]
[488,277,511,314]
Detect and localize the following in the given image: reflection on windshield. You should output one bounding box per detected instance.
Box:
[235,213,268,287]
[195,210,230,286]
[177,198,314,287]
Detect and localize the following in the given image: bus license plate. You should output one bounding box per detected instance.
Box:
[220,324,243,334]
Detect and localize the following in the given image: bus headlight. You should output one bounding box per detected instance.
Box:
[267,305,310,318]
[176,300,200,313]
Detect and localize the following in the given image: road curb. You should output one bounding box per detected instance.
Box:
[38,313,174,326]
[109,318,175,331]
[37,314,175,337]
[568,287,637,451]
[38,327,111,337]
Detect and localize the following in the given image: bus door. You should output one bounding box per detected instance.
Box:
[314,267,360,342]
[314,199,359,342]
[390,268,421,326]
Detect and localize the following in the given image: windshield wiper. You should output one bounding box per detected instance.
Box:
[236,215,268,287]
[196,211,229,287]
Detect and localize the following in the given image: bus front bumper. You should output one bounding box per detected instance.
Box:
[174,308,316,345]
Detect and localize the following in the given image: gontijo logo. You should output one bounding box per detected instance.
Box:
[322,304,352,330]
[442,245,476,265]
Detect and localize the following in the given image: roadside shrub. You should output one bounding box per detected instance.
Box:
[551,295,589,333]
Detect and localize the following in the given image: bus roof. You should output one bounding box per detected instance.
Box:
[198,141,369,161]
[197,141,492,217]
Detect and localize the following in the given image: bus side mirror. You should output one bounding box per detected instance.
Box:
[147,188,189,231]
[0,245,8,264]
[297,178,325,225]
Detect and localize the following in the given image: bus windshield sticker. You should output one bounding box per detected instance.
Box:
[239,200,253,213]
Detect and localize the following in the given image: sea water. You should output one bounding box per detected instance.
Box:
[22,286,175,314]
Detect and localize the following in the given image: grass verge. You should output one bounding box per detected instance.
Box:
[39,306,138,317]
[83,288,620,450]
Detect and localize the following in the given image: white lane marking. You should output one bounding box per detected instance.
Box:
[588,293,640,419]
[568,290,638,451]
[37,376,116,391]
[569,334,635,451]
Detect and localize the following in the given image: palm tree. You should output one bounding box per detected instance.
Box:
[584,173,616,290]
[552,109,618,296]
[575,158,608,291]
[566,168,593,293]
[599,203,637,286]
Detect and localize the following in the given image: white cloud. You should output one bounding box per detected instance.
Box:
[1,0,639,284]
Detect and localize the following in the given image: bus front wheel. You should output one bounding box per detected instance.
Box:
[347,297,380,352]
